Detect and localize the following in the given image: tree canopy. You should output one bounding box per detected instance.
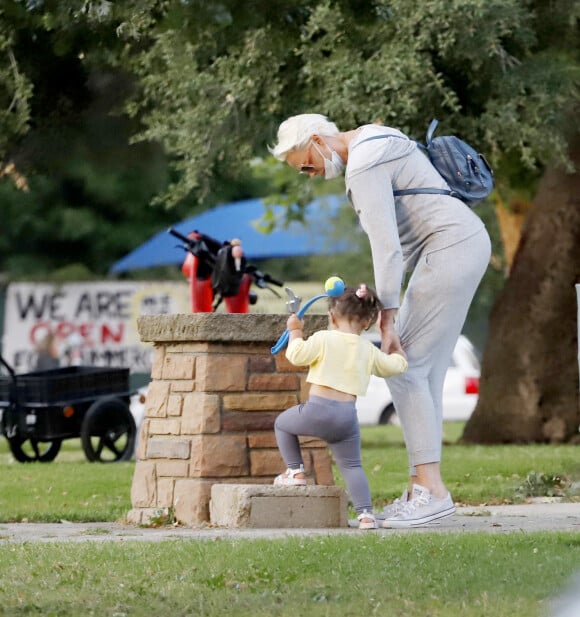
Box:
[1,0,578,210]
[0,0,577,281]
[119,0,579,206]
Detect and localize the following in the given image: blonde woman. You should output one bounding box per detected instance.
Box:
[270,114,490,527]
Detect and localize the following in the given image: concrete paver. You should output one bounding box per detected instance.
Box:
[210,484,348,528]
[0,502,578,543]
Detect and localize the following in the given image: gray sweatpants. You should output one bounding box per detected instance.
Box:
[386,228,491,473]
[274,395,371,514]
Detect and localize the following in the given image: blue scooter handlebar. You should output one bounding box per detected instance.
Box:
[270,294,327,355]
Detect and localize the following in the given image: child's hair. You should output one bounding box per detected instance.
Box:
[328,284,382,326]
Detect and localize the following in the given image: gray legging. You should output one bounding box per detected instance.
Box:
[386,228,492,473]
[274,395,371,514]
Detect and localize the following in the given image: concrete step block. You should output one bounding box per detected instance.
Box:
[210,484,349,528]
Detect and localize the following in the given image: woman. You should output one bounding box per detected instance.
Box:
[34,332,61,371]
[270,113,491,527]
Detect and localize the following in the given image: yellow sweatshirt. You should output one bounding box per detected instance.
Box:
[286,330,407,396]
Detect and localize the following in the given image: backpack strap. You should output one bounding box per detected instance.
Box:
[393,188,455,198]
[351,131,453,198]
[425,118,439,145]
[353,133,408,146]
[355,119,440,148]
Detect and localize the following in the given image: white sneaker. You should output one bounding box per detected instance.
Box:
[274,465,307,486]
[381,484,455,528]
[376,489,408,520]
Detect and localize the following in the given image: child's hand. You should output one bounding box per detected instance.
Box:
[287,313,303,332]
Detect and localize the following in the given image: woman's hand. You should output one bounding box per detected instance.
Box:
[379,308,406,358]
[381,330,406,358]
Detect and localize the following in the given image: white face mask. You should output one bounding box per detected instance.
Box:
[312,140,345,180]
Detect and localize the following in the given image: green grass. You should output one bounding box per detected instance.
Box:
[1,424,579,523]
[358,424,580,509]
[0,439,133,523]
[0,533,579,616]
[1,429,580,616]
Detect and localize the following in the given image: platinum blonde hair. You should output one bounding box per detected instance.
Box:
[269,113,340,161]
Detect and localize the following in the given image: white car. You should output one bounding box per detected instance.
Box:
[356,334,481,425]
[130,386,148,435]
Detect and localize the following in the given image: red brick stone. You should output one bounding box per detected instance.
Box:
[146,381,170,418]
[249,449,285,476]
[146,437,191,459]
[130,461,157,508]
[248,355,275,372]
[173,478,213,525]
[150,345,165,380]
[247,433,278,448]
[135,419,150,460]
[299,435,327,447]
[247,432,326,449]
[156,478,174,508]
[166,394,183,417]
[190,434,249,477]
[196,355,247,391]
[248,373,299,391]
[221,411,279,432]
[156,460,189,477]
[275,353,304,373]
[170,380,195,393]
[167,343,210,353]
[309,448,335,485]
[299,376,311,402]
[198,343,252,354]
[162,354,195,380]
[149,418,181,435]
[222,393,297,411]
[181,392,220,435]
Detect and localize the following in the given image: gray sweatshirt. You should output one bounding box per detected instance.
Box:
[345,124,485,309]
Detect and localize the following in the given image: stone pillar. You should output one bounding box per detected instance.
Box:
[127,313,334,527]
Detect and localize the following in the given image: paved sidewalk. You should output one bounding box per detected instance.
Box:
[0,502,578,543]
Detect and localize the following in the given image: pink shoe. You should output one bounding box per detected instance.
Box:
[274,465,307,486]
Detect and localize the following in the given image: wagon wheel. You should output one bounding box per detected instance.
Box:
[81,397,136,463]
[8,436,62,463]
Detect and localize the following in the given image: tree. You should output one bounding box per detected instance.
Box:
[0,0,269,278]
[115,1,578,200]
[463,141,580,443]
[0,0,178,277]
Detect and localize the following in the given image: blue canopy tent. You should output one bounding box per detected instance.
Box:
[110,196,351,274]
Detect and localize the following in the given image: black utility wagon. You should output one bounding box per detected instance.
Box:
[0,356,137,463]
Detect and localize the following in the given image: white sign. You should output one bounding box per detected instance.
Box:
[2,282,189,374]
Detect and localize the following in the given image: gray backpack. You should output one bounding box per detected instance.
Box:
[359,119,494,207]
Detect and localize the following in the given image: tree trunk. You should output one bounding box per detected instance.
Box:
[463,144,580,444]
[494,195,531,273]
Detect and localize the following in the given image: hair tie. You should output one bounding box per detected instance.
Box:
[355,284,368,299]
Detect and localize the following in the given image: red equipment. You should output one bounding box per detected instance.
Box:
[181,250,214,313]
[170,229,282,314]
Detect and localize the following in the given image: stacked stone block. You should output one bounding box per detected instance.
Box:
[127,313,333,527]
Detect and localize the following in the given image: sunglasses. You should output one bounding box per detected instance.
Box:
[297,143,316,174]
